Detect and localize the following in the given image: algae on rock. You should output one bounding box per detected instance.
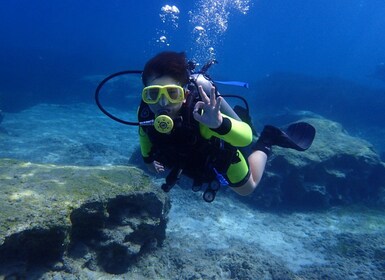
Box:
[0,159,170,274]
[243,118,385,209]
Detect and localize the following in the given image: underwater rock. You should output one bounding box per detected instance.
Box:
[0,159,170,275]
[247,118,385,209]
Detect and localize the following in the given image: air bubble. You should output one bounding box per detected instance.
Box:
[189,0,250,64]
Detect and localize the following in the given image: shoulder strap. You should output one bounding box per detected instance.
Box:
[137,101,154,122]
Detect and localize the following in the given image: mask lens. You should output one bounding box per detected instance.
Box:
[167,87,183,101]
[147,88,160,101]
[142,87,160,104]
[142,85,184,104]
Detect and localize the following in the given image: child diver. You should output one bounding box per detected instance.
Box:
[137,51,315,202]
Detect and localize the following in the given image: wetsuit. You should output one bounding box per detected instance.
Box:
[138,103,253,187]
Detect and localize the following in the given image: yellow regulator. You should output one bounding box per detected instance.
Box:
[154,115,174,133]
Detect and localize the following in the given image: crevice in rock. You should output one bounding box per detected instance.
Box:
[0,226,68,264]
[0,192,170,275]
[67,192,170,274]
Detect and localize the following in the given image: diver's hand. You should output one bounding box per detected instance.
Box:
[146,161,165,174]
[193,86,223,128]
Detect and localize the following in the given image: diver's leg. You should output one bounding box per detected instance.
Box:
[247,150,268,186]
[231,122,315,196]
[230,150,267,196]
[232,151,267,196]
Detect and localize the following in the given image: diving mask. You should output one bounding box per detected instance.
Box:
[142,85,185,104]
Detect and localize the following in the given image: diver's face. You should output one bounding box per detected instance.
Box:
[147,76,185,118]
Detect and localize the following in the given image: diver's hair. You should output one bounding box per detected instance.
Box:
[142,51,190,86]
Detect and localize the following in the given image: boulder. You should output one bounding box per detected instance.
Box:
[0,159,170,274]
[243,118,385,209]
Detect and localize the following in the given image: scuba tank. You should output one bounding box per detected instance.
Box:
[189,73,242,121]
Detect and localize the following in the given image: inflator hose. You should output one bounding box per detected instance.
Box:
[95,70,142,126]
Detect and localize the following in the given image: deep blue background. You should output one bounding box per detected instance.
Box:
[1,0,385,133]
[219,0,385,84]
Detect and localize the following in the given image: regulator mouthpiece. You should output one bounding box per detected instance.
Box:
[154,115,174,133]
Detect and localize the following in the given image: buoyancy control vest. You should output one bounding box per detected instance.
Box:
[138,100,240,199]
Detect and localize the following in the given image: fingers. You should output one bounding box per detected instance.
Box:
[193,101,204,121]
[215,96,222,113]
[153,161,165,173]
[198,86,210,103]
[206,87,221,113]
[199,85,219,107]
[210,87,216,108]
[194,86,222,127]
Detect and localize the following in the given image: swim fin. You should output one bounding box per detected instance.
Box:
[253,122,316,155]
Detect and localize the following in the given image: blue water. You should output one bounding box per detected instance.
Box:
[1,1,385,278]
[2,0,385,93]
[2,0,385,154]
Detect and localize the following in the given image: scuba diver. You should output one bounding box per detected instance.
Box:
[95,51,315,202]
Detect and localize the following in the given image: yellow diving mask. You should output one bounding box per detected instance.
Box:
[142,85,185,104]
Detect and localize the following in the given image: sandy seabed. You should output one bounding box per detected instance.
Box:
[1,103,385,279]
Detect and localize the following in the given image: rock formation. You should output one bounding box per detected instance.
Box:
[0,159,170,275]
[243,118,385,209]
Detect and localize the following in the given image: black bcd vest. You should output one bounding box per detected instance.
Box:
[138,101,239,184]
